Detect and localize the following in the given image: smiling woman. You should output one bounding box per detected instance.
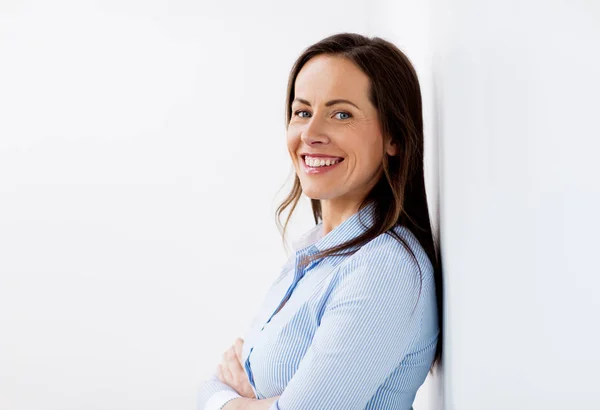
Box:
[198,32,442,410]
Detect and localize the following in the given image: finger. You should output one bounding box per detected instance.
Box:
[220,362,234,384]
[225,348,245,381]
[226,346,237,363]
[234,339,244,363]
[228,349,246,374]
[230,345,242,368]
[223,349,233,372]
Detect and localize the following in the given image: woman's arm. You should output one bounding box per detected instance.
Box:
[265,242,434,410]
[198,371,243,410]
[199,339,256,410]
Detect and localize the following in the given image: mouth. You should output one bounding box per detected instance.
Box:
[301,155,344,168]
[300,155,344,174]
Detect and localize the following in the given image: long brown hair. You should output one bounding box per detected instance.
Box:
[275,33,442,371]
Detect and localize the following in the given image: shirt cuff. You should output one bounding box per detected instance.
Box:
[204,390,242,410]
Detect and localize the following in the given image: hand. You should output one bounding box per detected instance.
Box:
[217,338,256,399]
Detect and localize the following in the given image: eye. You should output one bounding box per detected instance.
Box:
[334,111,352,120]
[294,110,311,118]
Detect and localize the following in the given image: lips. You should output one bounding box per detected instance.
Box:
[300,155,344,175]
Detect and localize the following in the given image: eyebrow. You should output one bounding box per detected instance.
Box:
[293,98,360,110]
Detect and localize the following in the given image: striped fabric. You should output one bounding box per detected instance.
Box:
[198,202,439,410]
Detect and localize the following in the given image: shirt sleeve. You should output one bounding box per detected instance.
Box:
[268,241,433,410]
[197,369,243,410]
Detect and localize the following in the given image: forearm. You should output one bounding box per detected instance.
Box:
[198,371,243,410]
[223,396,280,410]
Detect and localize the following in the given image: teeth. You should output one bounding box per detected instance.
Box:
[304,156,341,168]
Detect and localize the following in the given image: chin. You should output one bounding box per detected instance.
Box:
[301,186,337,201]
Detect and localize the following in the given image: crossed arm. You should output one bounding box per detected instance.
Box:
[201,246,427,410]
[197,337,279,410]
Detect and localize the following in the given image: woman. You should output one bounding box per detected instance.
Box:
[198,32,442,410]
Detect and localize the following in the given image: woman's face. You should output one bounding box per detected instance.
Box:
[287,55,396,207]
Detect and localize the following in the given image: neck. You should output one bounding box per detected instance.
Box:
[320,199,362,236]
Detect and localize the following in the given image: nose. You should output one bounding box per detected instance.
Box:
[300,115,330,146]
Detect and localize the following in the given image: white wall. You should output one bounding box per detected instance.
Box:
[0,1,369,409]
[434,0,600,409]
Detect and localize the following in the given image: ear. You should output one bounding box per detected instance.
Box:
[385,139,398,156]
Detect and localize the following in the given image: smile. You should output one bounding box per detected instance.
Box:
[301,155,344,174]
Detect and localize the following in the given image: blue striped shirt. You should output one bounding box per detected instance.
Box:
[198,203,439,410]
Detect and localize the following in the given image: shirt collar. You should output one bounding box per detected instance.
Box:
[291,223,324,252]
[292,201,377,255]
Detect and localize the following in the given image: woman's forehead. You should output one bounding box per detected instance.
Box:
[294,55,370,102]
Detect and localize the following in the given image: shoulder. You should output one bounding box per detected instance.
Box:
[341,225,434,287]
[325,226,436,321]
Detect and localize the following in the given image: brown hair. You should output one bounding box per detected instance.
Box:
[276,33,442,371]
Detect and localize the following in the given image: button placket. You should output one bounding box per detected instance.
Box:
[260,248,316,331]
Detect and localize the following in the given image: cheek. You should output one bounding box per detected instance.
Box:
[350,138,384,171]
[286,125,302,147]
[286,130,300,158]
